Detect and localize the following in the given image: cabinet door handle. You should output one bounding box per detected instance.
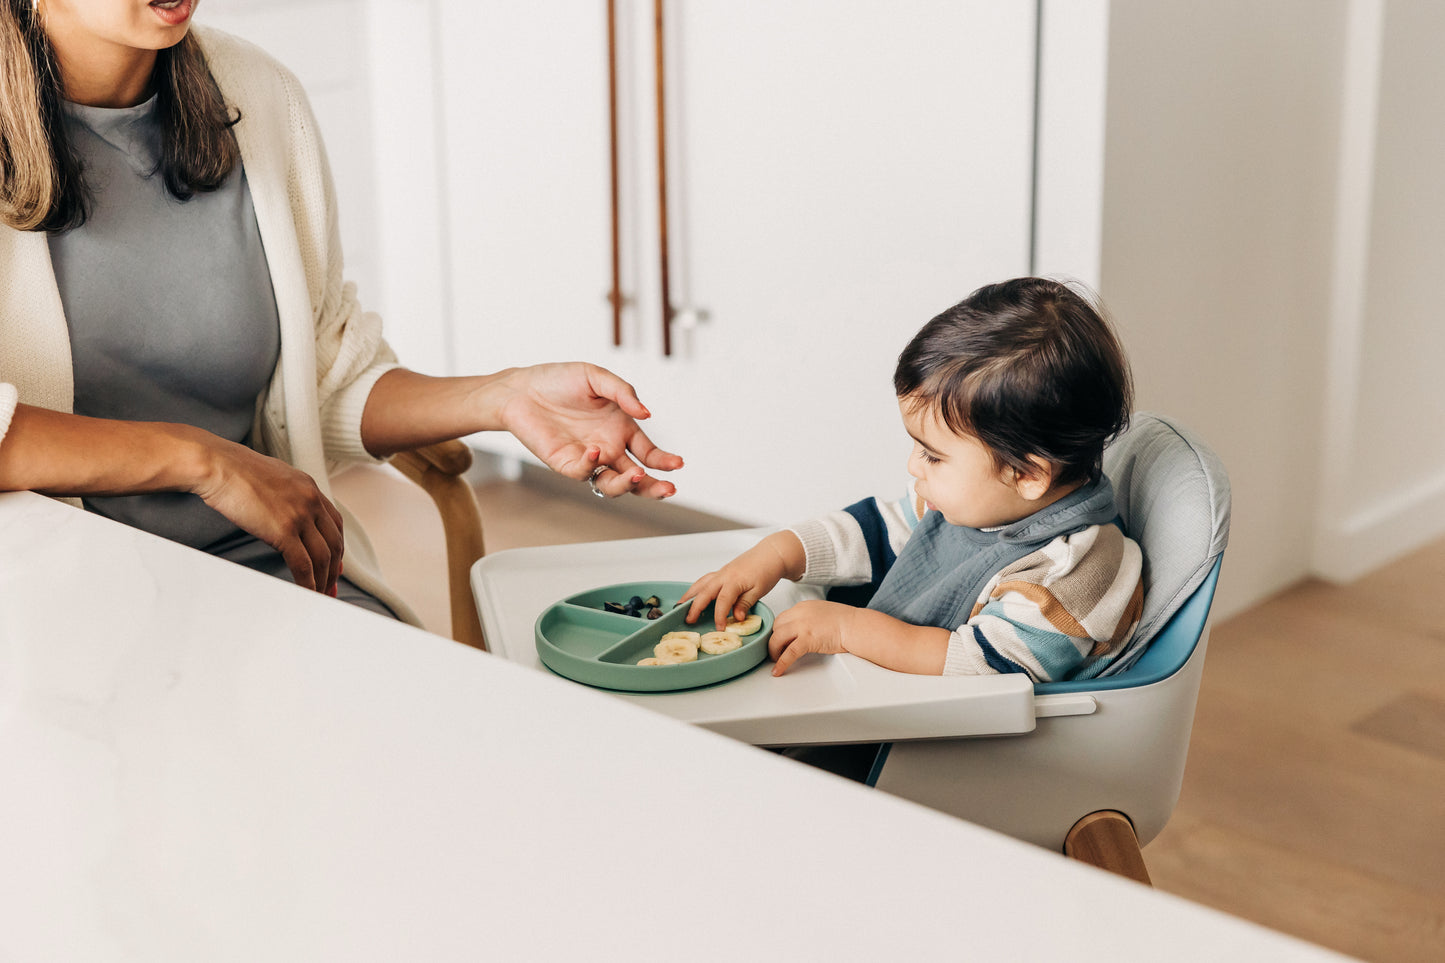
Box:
[654,0,674,356]
[607,0,624,346]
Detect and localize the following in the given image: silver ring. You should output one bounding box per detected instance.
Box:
[587,464,611,498]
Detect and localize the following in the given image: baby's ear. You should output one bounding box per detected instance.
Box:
[1012,456,1058,501]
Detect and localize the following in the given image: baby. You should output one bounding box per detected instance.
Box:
[681,277,1143,681]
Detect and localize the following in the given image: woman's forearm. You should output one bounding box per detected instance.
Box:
[0,403,210,496]
[1,404,349,593]
[358,368,513,458]
[358,362,681,500]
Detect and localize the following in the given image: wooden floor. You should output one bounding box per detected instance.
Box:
[334,463,1445,963]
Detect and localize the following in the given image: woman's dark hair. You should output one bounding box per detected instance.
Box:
[894,277,1133,486]
[1,0,240,232]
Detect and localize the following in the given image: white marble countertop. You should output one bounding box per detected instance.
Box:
[0,491,1349,961]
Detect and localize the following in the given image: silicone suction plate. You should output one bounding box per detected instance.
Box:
[534,581,773,692]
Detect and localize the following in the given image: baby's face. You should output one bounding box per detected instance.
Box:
[898,401,1037,529]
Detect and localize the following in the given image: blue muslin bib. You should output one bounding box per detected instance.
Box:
[867,475,1122,631]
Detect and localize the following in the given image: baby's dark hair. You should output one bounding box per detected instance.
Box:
[894,277,1133,487]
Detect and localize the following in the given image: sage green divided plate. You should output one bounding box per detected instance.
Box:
[534,581,773,692]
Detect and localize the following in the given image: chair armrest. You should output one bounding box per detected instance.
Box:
[397,438,474,477]
[391,441,487,651]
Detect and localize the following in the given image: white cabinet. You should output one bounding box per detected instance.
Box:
[439,1,1038,524]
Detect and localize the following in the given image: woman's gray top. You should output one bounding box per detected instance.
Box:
[49,95,279,550]
[48,96,390,617]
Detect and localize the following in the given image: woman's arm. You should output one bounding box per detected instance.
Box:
[359,363,684,499]
[252,48,680,500]
[0,404,344,594]
[0,403,212,496]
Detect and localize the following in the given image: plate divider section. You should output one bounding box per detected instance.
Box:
[594,600,715,664]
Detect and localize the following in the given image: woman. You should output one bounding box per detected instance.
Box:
[0,0,682,622]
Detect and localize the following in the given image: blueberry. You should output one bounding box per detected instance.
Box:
[628,595,644,609]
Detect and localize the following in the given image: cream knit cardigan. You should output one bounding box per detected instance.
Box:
[0,27,420,626]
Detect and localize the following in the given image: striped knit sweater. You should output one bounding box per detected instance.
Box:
[788,480,1144,682]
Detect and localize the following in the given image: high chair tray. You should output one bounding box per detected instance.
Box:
[473,529,1038,746]
[535,581,773,692]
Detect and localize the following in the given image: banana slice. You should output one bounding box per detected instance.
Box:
[699,631,743,655]
[637,657,669,666]
[653,639,699,663]
[724,614,763,636]
[660,630,700,643]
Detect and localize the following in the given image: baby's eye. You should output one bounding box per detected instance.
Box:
[917,446,941,464]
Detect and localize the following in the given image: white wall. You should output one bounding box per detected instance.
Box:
[201,0,380,306]
[1097,1,1349,619]
[1313,0,1445,582]
[1034,0,1110,287]
[199,0,447,377]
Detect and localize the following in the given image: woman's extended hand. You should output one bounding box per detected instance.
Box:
[191,434,344,595]
[494,363,683,499]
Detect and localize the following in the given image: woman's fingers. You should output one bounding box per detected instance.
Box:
[626,426,684,473]
[586,365,651,421]
[322,494,345,536]
[195,439,347,596]
[590,463,644,498]
[278,538,313,591]
[297,523,334,596]
[279,530,321,591]
[631,474,676,500]
[584,435,678,499]
[504,362,681,498]
[316,505,345,595]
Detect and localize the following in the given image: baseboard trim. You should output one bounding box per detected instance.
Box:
[1311,469,1445,582]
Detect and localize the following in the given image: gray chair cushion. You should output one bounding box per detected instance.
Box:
[1097,413,1231,675]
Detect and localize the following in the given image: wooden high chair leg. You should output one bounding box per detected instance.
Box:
[391,441,488,651]
[1064,811,1152,886]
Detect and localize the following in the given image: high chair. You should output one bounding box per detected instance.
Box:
[467,413,1229,884]
[866,413,1230,883]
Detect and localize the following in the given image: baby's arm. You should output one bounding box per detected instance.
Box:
[768,602,949,676]
[683,482,922,633]
[680,530,807,630]
[770,525,1143,680]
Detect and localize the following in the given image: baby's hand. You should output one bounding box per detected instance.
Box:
[767,600,855,676]
[680,532,801,630]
